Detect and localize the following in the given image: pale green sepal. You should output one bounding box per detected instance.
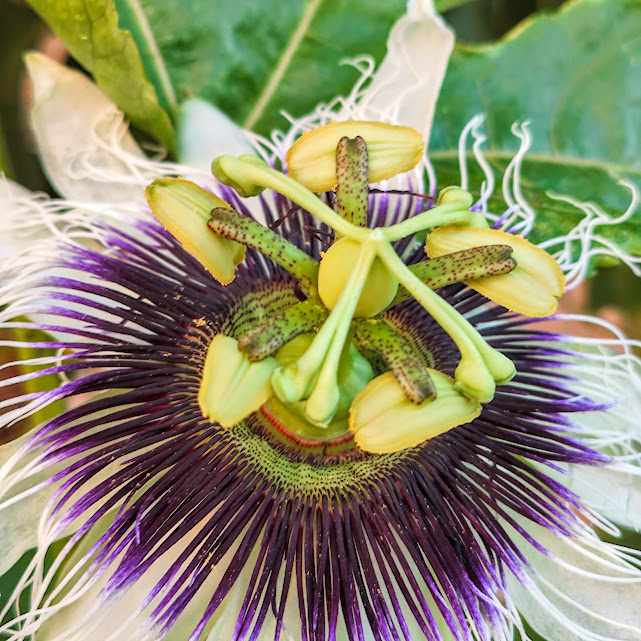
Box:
[212,155,269,198]
[198,335,278,427]
[335,344,375,419]
[505,518,641,641]
[25,0,175,150]
[145,178,245,285]
[275,335,373,423]
[178,98,255,171]
[350,369,481,453]
[26,52,152,202]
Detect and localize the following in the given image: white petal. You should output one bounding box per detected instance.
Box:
[35,520,286,641]
[567,464,641,532]
[549,328,641,531]
[26,52,153,203]
[354,0,454,141]
[178,98,255,171]
[0,178,36,261]
[506,521,641,641]
[0,433,52,576]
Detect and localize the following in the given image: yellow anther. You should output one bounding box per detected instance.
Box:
[286,120,425,193]
[349,370,481,454]
[198,334,278,427]
[145,178,245,284]
[425,227,565,317]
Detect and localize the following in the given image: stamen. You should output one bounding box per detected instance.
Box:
[145,178,245,284]
[376,241,515,403]
[390,245,517,305]
[285,120,425,193]
[353,318,436,404]
[349,370,481,454]
[425,226,565,317]
[198,334,279,427]
[335,136,369,228]
[238,300,328,361]
[208,207,319,294]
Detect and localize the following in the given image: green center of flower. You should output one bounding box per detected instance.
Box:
[146,120,564,454]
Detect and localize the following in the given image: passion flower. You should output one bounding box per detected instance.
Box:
[2,17,641,641]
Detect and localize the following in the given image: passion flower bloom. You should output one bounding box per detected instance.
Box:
[3,4,641,641]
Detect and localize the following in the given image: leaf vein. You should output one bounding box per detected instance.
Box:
[243,0,323,130]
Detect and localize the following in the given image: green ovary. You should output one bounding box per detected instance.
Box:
[276,333,374,426]
[318,237,398,318]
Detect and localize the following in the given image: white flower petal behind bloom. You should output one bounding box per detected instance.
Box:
[178,98,255,172]
[353,0,454,139]
[0,432,53,576]
[507,520,641,641]
[0,179,41,261]
[552,323,641,532]
[26,52,151,203]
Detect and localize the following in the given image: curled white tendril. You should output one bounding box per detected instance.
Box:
[541,183,641,291]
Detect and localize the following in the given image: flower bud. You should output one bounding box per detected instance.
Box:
[286,121,425,192]
[145,178,245,284]
[349,370,481,453]
[425,227,565,317]
[198,334,279,427]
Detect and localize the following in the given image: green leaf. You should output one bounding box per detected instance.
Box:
[431,0,641,261]
[434,0,478,11]
[116,0,405,135]
[26,0,175,151]
[0,2,47,187]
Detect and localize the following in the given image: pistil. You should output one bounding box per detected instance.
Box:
[382,187,489,242]
[272,237,379,425]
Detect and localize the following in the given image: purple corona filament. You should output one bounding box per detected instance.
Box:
[0,178,609,641]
